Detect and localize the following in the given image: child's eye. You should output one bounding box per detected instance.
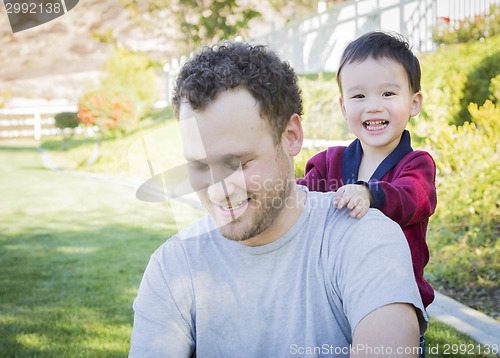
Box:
[383,91,395,97]
[352,94,365,99]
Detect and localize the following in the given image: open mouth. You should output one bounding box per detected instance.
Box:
[222,199,248,211]
[363,120,389,131]
[215,198,250,220]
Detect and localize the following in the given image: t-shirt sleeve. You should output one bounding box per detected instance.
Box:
[129,242,195,358]
[332,210,428,337]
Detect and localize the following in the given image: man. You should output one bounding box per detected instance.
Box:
[129,42,427,358]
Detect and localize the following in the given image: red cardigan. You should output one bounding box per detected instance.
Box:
[297,130,437,307]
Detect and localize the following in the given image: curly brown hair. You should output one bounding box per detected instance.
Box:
[172,42,303,144]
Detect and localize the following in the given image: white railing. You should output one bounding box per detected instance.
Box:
[0,105,78,140]
[437,0,500,22]
[250,0,438,74]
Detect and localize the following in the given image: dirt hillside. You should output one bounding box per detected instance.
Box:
[0,0,292,104]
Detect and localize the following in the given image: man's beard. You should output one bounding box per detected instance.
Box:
[219,176,292,242]
[218,148,293,243]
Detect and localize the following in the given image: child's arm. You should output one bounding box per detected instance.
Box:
[296,150,328,192]
[333,183,373,218]
[364,151,437,227]
[296,147,345,192]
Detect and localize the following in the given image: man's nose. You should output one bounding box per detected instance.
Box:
[207,165,245,204]
[207,179,236,204]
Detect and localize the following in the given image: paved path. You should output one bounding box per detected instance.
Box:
[427,292,500,347]
[38,147,500,347]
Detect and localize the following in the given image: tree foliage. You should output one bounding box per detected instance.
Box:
[122,0,261,52]
[174,0,261,49]
[100,47,159,116]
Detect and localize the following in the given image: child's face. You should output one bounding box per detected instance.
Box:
[339,56,422,156]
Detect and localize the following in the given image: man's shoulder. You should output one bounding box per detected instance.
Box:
[342,208,406,249]
[304,190,402,245]
[175,214,217,241]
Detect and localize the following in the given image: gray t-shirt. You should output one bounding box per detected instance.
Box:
[129,188,427,357]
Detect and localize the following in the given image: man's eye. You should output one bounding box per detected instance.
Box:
[225,160,243,171]
[189,162,209,171]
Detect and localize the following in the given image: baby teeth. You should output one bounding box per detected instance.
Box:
[364,120,388,130]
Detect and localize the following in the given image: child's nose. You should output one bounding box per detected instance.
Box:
[365,98,383,113]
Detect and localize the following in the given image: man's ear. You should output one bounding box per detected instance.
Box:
[282,113,303,156]
[410,92,423,117]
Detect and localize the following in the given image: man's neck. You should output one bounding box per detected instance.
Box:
[239,184,306,247]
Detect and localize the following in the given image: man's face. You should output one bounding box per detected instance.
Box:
[179,88,294,245]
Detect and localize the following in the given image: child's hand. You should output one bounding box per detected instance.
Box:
[333,184,373,219]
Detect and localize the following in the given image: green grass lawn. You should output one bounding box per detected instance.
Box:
[1,143,497,357]
[0,144,198,357]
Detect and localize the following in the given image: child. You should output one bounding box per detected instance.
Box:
[297,31,437,310]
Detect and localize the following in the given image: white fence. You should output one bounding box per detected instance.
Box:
[438,0,500,22]
[163,0,500,94]
[251,0,500,74]
[250,0,438,74]
[0,105,78,140]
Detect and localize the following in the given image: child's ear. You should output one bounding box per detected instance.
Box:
[339,96,347,120]
[410,92,423,117]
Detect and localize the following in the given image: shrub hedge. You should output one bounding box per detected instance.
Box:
[54,112,80,130]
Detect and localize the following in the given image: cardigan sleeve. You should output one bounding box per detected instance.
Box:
[296,147,345,192]
[367,151,437,228]
[296,150,328,192]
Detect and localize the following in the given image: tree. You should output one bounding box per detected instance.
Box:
[174,0,261,49]
[122,0,260,53]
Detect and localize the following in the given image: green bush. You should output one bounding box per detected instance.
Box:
[458,51,500,125]
[54,112,80,130]
[432,5,500,45]
[298,73,351,140]
[100,48,159,116]
[418,35,500,126]
[415,96,500,313]
[490,74,500,102]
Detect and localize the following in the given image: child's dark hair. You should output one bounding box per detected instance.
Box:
[172,42,303,144]
[336,31,421,94]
